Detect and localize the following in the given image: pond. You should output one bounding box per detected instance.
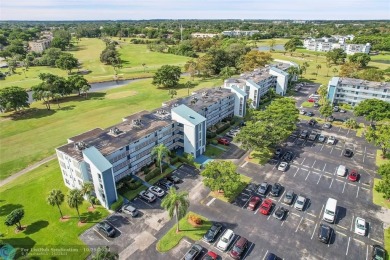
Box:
[257,44,285,51]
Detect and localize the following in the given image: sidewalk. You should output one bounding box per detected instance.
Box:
[0,154,57,187]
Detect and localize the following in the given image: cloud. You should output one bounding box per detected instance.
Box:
[1,0,389,20]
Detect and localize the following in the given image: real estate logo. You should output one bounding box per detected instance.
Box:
[0,243,16,260]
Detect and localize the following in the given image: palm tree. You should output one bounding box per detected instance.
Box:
[81,85,90,99]
[161,187,190,233]
[47,189,65,219]
[332,68,338,76]
[92,246,118,260]
[67,189,84,221]
[81,182,95,209]
[53,93,61,108]
[316,64,322,77]
[151,144,170,174]
[168,89,177,99]
[326,62,332,77]
[185,81,194,96]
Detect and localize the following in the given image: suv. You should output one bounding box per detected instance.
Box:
[158,179,175,190]
[121,204,139,217]
[148,186,165,197]
[318,224,333,244]
[203,222,223,243]
[229,237,248,259]
[308,130,319,141]
[270,183,282,197]
[282,151,294,162]
[327,136,336,145]
[139,190,156,203]
[184,244,202,260]
[217,229,235,251]
[372,245,386,260]
[167,174,181,184]
[97,221,116,237]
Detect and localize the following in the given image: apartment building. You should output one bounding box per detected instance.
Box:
[56,87,246,209]
[303,36,370,54]
[222,30,259,37]
[223,60,297,109]
[28,39,52,53]
[191,33,218,38]
[327,77,390,106]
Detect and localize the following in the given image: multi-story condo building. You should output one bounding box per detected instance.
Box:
[191,33,218,38]
[223,60,297,109]
[28,39,52,53]
[303,36,370,55]
[56,87,246,209]
[327,77,390,106]
[222,30,259,37]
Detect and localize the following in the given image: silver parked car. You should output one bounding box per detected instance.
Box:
[121,204,139,217]
[294,194,307,211]
[283,190,295,205]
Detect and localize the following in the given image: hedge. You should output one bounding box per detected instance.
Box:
[110,195,124,211]
[170,156,179,164]
[216,122,231,134]
[206,131,217,138]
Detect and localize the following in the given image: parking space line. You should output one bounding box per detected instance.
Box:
[371,238,383,244]
[278,190,286,202]
[262,250,269,260]
[353,238,365,244]
[317,174,322,184]
[340,148,344,156]
[106,220,122,234]
[300,158,306,165]
[307,213,316,218]
[351,215,354,231]
[312,160,316,168]
[242,243,254,259]
[319,204,324,218]
[366,245,369,260]
[291,212,300,217]
[320,144,325,151]
[207,198,216,206]
[330,146,334,154]
[311,223,317,239]
[305,171,311,181]
[348,183,356,187]
[254,208,259,215]
[295,217,304,232]
[93,228,110,242]
[242,197,250,209]
[293,167,299,177]
[241,161,248,168]
[356,186,360,198]
[346,237,351,255]
[329,178,334,188]
[322,163,326,172]
[336,230,347,236]
[281,213,288,226]
[361,187,370,191]
[305,218,315,223]
[337,225,348,230]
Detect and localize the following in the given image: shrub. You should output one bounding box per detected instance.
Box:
[110,195,124,211]
[128,180,142,190]
[211,140,218,145]
[188,214,202,225]
[206,131,216,138]
[145,168,160,181]
[216,122,230,133]
[194,162,201,169]
[170,156,179,164]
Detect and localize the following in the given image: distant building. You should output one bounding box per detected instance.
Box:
[56,87,246,209]
[224,60,298,109]
[191,33,218,38]
[303,35,369,54]
[222,30,259,37]
[327,77,390,106]
[28,39,52,53]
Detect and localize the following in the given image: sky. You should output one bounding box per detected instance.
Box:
[0,0,389,21]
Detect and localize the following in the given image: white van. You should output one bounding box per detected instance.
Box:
[323,198,337,223]
[337,165,346,177]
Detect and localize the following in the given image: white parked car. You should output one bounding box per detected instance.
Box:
[216,229,235,251]
[278,162,289,172]
[148,186,165,197]
[139,190,156,203]
[299,110,306,115]
[294,195,307,211]
[355,217,366,236]
[327,136,336,145]
[318,134,326,143]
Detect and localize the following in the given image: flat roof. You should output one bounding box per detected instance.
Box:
[57,110,173,160]
[337,77,390,89]
[172,104,206,125]
[83,146,112,172]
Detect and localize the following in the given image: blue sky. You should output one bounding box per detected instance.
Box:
[1,0,389,20]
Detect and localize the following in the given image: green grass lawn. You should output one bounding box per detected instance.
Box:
[385,228,390,260]
[373,179,390,209]
[156,212,212,252]
[0,38,190,90]
[301,101,314,108]
[0,160,109,259]
[376,150,390,167]
[210,174,252,203]
[247,148,274,165]
[203,145,225,158]
[0,76,223,180]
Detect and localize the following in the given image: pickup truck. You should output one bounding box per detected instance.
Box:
[308,130,319,141]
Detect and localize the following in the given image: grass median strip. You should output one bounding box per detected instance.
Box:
[372,178,390,209]
[156,212,212,252]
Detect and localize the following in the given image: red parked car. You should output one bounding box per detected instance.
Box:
[308,98,316,102]
[202,251,218,260]
[247,196,261,211]
[260,199,273,215]
[348,169,359,182]
[217,138,230,145]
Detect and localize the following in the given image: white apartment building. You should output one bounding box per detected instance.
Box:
[56,87,246,209]
[222,30,259,37]
[191,33,218,38]
[223,60,297,109]
[327,77,390,106]
[303,36,370,54]
[28,39,52,53]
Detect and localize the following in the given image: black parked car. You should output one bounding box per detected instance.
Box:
[270,183,282,197]
[158,179,175,190]
[318,224,333,244]
[372,245,386,260]
[344,149,353,157]
[97,221,116,238]
[273,206,288,220]
[184,244,202,260]
[282,151,294,162]
[308,119,317,126]
[203,222,223,243]
[167,174,182,184]
[307,111,314,117]
[300,130,309,139]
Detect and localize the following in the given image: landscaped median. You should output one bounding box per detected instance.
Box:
[246,149,274,165]
[373,179,390,209]
[210,174,252,203]
[156,212,212,252]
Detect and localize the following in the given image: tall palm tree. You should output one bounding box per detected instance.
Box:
[316,64,322,77]
[92,246,118,260]
[151,144,170,174]
[47,189,65,219]
[185,81,194,96]
[81,182,95,209]
[332,68,338,76]
[161,187,190,233]
[67,189,84,221]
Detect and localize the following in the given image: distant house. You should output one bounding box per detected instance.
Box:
[191,33,218,38]
[221,30,259,37]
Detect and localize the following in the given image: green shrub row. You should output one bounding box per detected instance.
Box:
[145,164,169,181]
[110,195,124,211]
